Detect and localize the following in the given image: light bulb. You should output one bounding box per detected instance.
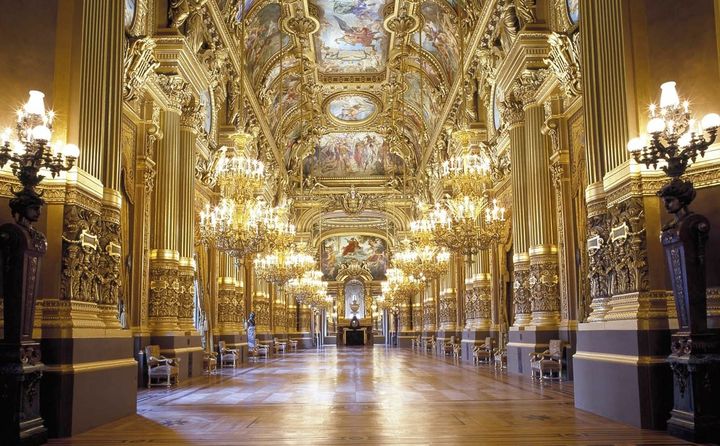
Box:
[31,125,51,141]
[24,90,46,115]
[646,117,665,134]
[701,113,720,130]
[627,137,646,153]
[63,143,80,159]
[659,81,680,108]
[677,132,692,148]
[13,141,26,156]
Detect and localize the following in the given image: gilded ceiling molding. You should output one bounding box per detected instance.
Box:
[421,0,500,170]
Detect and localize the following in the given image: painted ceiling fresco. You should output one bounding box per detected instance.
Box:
[245,4,291,82]
[414,2,459,84]
[314,0,388,73]
[327,94,378,123]
[320,235,388,280]
[303,132,404,177]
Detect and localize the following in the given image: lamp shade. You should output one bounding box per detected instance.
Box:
[24,90,46,115]
[659,81,680,108]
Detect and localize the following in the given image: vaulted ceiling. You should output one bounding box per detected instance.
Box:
[229,0,482,182]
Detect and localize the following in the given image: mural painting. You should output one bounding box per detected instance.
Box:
[314,0,388,73]
[244,4,290,81]
[328,95,378,122]
[566,0,579,24]
[303,132,403,177]
[415,2,459,82]
[320,235,388,280]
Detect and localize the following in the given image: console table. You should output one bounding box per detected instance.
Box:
[342,327,368,346]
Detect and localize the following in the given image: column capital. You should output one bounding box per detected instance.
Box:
[157,74,192,113]
[513,68,549,108]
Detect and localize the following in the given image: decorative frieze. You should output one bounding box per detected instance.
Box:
[61,205,101,303]
[512,265,531,324]
[123,37,159,102]
[529,258,561,312]
[148,263,180,321]
[607,197,649,295]
[586,213,611,321]
[544,32,581,97]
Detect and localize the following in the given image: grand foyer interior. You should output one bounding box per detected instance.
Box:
[1,0,720,444]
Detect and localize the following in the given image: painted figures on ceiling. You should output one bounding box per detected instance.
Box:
[321,235,387,280]
[303,132,403,177]
[415,2,459,82]
[244,4,290,82]
[315,0,387,73]
[328,94,378,122]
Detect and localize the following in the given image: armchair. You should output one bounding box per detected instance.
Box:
[423,336,436,353]
[443,336,458,356]
[493,347,507,370]
[472,337,494,365]
[288,339,299,351]
[250,343,270,360]
[218,341,239,368]
[145,345,180,388]
[411,335,422,350]
[204,351,218,375]
[529,339,565,381]
[273,337,287,354]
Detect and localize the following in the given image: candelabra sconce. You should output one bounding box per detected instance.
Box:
[0,90,79,445]
[627,81,719,443]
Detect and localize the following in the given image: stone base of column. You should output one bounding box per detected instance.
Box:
[559,321,578,380]
[149,333,204,380]
[506,326,560,376]
[531,311,561,328]
[573,320,672,429]
[97,304,122,329]
[291,332,314,349]
[460,329,493,363]
[604,291,671,321]
[513,313,533,328]
[587,297,611,321]
[216,333,248,364]
[133,332,151,387]
[397,330,418,348]
[40,329,136,438]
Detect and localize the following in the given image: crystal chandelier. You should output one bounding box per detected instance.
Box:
[199,198,296,258]
[215,142,265,203]
[440,148,491,198]
[410,197,506,256]
[286,269,327,305]
[627,81,720,179]
[392,239,451,280]
[380,267,424,309]
[254,244,315,286]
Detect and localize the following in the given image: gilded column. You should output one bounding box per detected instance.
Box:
[299,304,311,333]
[129,102,159,334]
[177,100,199,331]
[423,280,437,333]
[438,256,458,331]
[474,251,492,331]
[148,75,188,333]
[580,0,632,321]
[518,70,561,328]
[217,254,241,333]
[253,277,271,335]
[501,94,531,326]
[287,291,298,333]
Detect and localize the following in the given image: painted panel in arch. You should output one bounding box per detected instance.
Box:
[328,95,377,122]
[414,2,459,82]
[235,0,256,19]
[124,0,136,29]
[268,73,301,130]
[263,56,299,91]
[320,235,387,280]
[245,4,290,81]
[303,132,403,177]
[566,0,579,24]
[404,71,440,127]
[314,0,388,73]
[199,90,212,134]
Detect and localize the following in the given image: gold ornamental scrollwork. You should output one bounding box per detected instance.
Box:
[123,37,159,102]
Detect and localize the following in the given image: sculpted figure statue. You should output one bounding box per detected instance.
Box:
[246,312,257,349]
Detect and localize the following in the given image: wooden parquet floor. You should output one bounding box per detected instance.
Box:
[49,347,694,445]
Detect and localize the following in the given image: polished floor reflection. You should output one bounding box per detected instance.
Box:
[50,347,690,445]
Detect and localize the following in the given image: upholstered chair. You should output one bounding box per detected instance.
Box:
[443,336,457,356]
[473,337,494,365]
[288,339,299,351]
[218,341,239,368]
[529,340,565,380]
[424,336,436,353]
[273,337,287,354]
[145,345,180,388]
[204,351,217,375]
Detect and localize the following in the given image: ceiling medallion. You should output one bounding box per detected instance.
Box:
[324,93,381,125]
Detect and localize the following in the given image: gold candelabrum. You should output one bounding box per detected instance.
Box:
[253,244,315,286]
[440,149,491,198]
